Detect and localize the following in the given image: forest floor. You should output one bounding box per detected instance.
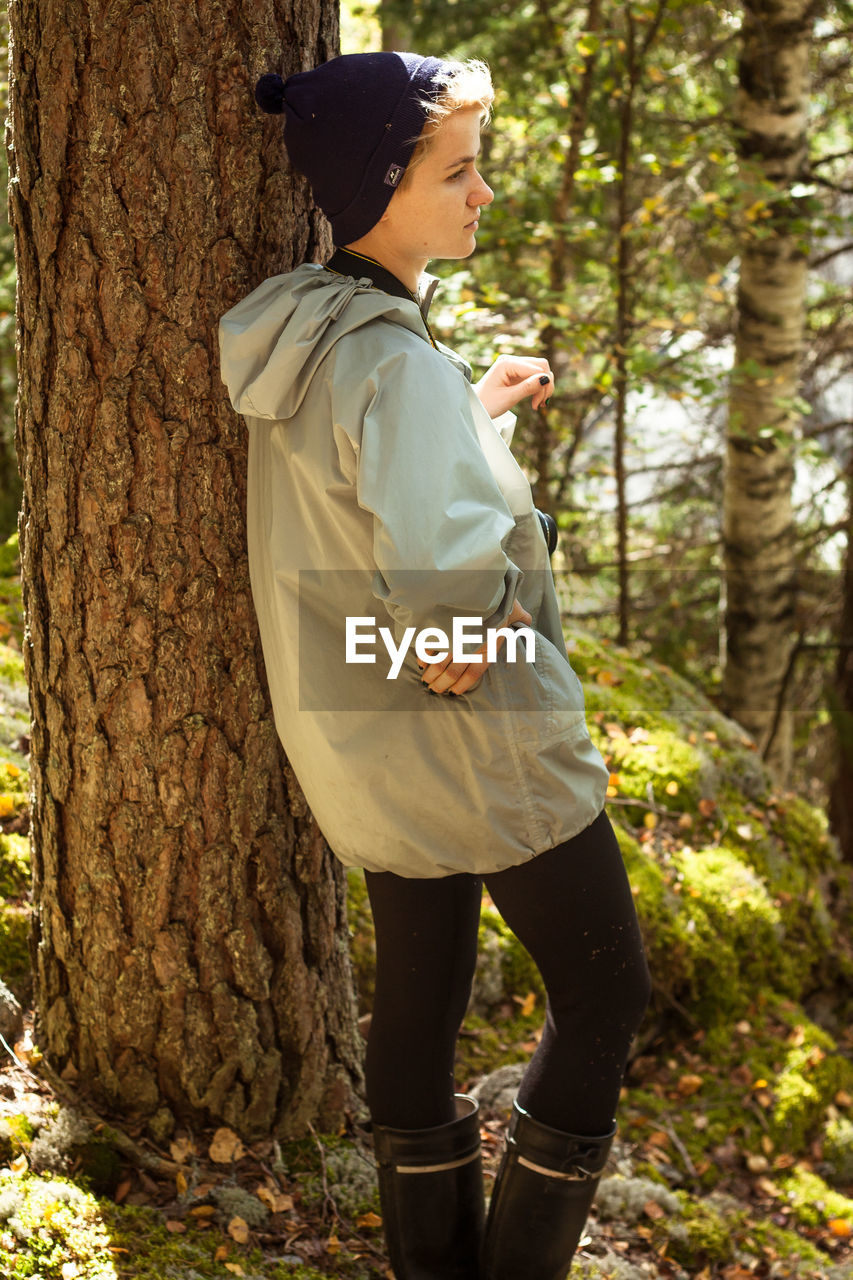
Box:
[1,532,853,1279]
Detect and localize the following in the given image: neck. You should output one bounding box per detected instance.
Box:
[344,233,426,294]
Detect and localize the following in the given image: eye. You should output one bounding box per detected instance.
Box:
[447,166,468,182]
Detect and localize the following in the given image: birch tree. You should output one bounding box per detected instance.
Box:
[721,0,816,777]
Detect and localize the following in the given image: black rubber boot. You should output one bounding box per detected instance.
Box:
[481,1101,616,1280]
[372,1094,485,1279]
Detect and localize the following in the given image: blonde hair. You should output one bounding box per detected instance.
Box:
[399,58,494,189]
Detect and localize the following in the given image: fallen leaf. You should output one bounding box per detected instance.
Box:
[175,1171,187,1196]
[644,1200,665,1220]
[828,1218,852,1238]
[596,669,621,686]
[357,1211,383,1229]
[755,1177,780,1198]
[646,1130,670,1149]
[255,1184,294,1214]
[165,1220,186,1234]
[676,1073,703,1097]
[516,991,537,1017]
[210,1127,247,1164]
[746,1154,769,1173]
[326,1233,342,1255]
[224,1266,245,1277]
[170,1135,197,1163]
[10,1154,27,1175]
[215,1246,229,1261]
[665,780,679,796]
[643,812,658,830]
[114,1178,132,1203]
[228,1216,250,1244]
[190,1205,216,1217]
[698,797,716,817]
[703,730,718,742]
[835,1089,852,1107]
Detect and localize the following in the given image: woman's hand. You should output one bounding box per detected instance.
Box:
[417,597,534,697]
[474,355,554,419]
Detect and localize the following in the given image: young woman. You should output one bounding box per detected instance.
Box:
[219,51,650,1280]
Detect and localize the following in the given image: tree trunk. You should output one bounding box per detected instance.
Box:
[828,446,853,863]
[721,0,815,779]
[8,0,363,1141]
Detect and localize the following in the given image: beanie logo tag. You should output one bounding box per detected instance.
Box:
[384,163,405,188]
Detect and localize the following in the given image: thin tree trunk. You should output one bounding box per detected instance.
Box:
[380,0,411,52]
[533,0,601,514]
[721,0,817,778]
[9,0,363,1140]
[828,445,853,863]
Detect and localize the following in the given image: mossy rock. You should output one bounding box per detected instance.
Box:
[565,631,853,1032]
[0,1169,344,1279]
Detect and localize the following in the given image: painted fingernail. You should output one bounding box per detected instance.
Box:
[539,375,550,385]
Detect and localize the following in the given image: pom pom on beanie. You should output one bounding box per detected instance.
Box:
[255,73,287,114]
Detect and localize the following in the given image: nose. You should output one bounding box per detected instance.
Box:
[471,169,494,206]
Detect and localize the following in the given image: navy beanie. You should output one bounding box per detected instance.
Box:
[255,52,449,245]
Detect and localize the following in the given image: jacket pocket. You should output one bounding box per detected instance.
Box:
[492,628,588,747]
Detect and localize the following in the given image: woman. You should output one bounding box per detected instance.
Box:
[219,51,650,1280]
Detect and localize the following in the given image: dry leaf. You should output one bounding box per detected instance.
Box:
[175,1171,187,1197]
[215,1246,229,1261]
[746,1154,769,1173]
[643,1200,665,1220]
[170,1135,197,1163]
[326,1233,342,1255]
[357,1211,383,1229]
[255,1184,294,1214]
[698,797,716,817]
[835,1089,852,1107]
[665,780,679,796]
[755,1177,780,1198]
[165,1220,186,1234]
[596,669,621,686]
[228,1216,250,1244]
[10,1154,27,1175]
[190,1205,216,1217]
[676,1074,703,1097]
[828,1218,852,1238]
[643,812,658,830]
[518,991,537,1017]
[210,1127,247,1164]
[224,1266,245,1277]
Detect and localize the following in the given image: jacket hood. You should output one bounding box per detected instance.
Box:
[218,263,431,421]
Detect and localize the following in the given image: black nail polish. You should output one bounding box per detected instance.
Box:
[539,375,550,385]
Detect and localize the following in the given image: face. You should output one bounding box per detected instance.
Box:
[378,106,494,266]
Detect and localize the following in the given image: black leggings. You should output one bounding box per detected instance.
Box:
[364,808,651,1136]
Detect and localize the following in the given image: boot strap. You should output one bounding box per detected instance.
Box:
[395,1149,481,1175]
[517,1153,598,1181]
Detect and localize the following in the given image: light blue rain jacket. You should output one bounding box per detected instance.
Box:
[219,263,609,876]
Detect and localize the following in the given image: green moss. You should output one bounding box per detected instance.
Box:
[0,832,30,899]
[663,1195,743,1266]
[0,531,20,580]
[776,1165,853,1229]
[745,1219,828,1267]
[0,903,31,998]
[772,1024,853,1151]
[346,868,375,1015]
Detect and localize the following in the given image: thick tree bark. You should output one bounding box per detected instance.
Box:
[8,0,364,1140]
[721,0,816,778]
